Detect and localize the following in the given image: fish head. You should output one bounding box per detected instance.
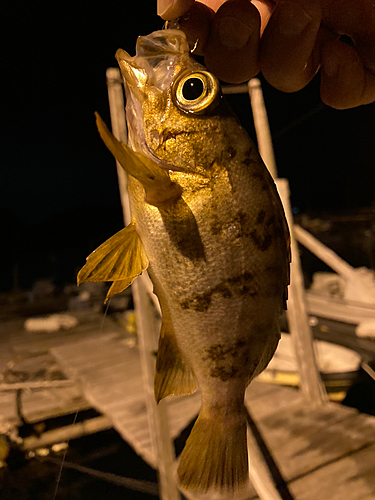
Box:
[116,30,234,175]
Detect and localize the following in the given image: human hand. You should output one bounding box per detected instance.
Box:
[157,0,375,109]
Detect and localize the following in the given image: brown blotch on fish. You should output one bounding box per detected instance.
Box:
[229,210,255,239]
[214,282,232,299]
[181,294,212,313]
[243,157,259,168]
[203,340,246,363]
[227,146,237,159]
[256,209,266,225]
[210,218,223,236]
[250,229,273,252]
[210,365,239,381]
[227,272,253,287]
[250,171,269,191]
[180,273,257,312]
[236,210,249,228]
[203,339,247,381]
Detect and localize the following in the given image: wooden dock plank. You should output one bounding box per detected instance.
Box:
[246,380,281,400]
[246,383,301,420]
[246,382,375,499]
[0,392,18,429]
[250,398,375,478]
[289,442,375,500]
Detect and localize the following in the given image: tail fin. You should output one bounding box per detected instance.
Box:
[178,408,248,496]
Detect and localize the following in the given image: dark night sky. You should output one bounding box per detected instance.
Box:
[2,1,375,291]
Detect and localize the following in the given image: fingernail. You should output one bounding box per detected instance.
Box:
[157,0,172,17]
[216,17,252,49]
[277,1,312,37]
[157,0,194,19]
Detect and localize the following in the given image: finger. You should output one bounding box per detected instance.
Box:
[157,0,195,20]
[320,39,375,109]
[260,0,322,92]
[252,0,275,33]
[204,0,261,84]
[175,2,215,56]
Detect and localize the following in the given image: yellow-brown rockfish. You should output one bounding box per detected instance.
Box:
[78,29,290,496]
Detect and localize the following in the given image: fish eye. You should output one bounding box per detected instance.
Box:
[182,77,204,101]
[173,71,221,114]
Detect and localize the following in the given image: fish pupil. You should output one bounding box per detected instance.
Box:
[182,78,204,101]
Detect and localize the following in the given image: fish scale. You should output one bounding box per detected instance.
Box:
[78,29,290,497]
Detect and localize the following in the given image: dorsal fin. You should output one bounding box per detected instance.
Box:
[77,222,148,301]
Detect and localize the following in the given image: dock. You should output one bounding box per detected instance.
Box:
[0,310,122,427]
[52,332,375,500]
[1,308,374,499]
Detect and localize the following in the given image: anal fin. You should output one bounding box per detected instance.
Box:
[155,318,197,403]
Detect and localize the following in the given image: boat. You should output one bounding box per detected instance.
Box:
[257,333,361,401]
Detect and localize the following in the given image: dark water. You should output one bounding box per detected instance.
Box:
[2,427,159,500]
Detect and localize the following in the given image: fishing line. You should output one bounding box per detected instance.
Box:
[53,294,111,498]
[53,409,79,500]
[100,298,111,332]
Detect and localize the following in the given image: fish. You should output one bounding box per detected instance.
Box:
[78,29,290,496]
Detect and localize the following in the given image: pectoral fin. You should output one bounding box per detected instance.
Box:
[95,112,182,207]
[155,318,198,403]
[77,222,149,301]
